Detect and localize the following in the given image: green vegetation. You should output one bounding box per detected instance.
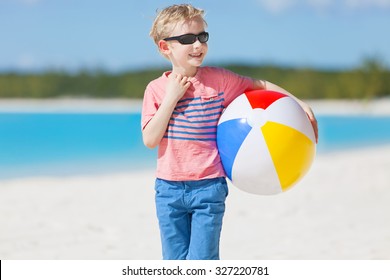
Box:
[1,59,389,99]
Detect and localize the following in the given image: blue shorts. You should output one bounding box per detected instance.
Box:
[155,177,228,260]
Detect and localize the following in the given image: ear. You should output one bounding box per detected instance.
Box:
[158,40,171,56]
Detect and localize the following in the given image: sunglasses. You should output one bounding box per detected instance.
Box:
[163,32,209,45]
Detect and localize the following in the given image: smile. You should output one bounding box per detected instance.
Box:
[189,53,202,58]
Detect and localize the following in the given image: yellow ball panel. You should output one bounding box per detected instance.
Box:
[262,121,316,191]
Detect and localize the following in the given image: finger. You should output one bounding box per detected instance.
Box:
[306,112,318,144]
[179,75,186,83]
[183,80,191,90]
[181,76,191,87]
[311,117,319,144]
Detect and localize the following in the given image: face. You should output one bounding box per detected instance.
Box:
[159,16,208,76]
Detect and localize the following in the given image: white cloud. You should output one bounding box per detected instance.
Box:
[258,0,295,14]
[16,54,38,69]
[257,0,390,14]
[307,0,333,11]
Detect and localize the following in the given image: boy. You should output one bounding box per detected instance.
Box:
[142,4,318,260]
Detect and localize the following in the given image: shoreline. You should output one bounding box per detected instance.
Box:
[1,98,390,115]
[0,98,143,113]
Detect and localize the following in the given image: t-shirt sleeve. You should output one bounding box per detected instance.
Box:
[219,68,254,107]
[141,83,159,130]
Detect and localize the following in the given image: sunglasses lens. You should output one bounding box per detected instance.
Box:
[172,32,209,44]
[179,34,196,44]
[198,32,209,43]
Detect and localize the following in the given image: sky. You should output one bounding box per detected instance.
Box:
[1,0,390,72]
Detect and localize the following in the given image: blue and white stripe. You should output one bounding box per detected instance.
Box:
[164,92,224,142]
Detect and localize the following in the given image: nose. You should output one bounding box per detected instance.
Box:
[193,39,202,48]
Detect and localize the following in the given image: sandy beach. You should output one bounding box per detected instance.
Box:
[1,146,389,260]
[1,99,390,260]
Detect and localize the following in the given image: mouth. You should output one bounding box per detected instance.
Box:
[189,53,203,58]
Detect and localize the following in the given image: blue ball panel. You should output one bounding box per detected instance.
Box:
[217,118,252,180]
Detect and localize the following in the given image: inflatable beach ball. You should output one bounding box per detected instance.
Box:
[217,90,316,195]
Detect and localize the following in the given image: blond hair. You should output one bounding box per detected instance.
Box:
[150,4,207,46]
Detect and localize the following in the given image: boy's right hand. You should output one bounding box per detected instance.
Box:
[142,73,191,149]
[166,73,191,103]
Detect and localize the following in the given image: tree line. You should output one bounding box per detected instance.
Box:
[0,59,389,100]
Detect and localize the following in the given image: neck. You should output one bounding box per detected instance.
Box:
[172,66,198,77]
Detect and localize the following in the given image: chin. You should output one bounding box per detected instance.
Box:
[190,60,204,67]
[192,62,203,67]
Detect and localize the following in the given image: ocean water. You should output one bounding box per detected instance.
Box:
[0,113,156,179]
[0,113,390,179]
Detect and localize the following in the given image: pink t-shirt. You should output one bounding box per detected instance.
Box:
[141,66,253,181]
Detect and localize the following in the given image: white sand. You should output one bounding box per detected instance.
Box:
[1,145,390,260]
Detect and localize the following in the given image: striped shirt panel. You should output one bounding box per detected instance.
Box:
[164,92,225,142]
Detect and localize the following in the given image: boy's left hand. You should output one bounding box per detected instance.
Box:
[301,104,318,144]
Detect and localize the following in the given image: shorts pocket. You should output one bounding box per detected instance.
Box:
[215,177,229,198]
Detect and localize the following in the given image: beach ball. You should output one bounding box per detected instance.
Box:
[217,90,316,195]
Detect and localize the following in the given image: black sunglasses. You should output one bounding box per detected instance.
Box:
[163,32,209,45]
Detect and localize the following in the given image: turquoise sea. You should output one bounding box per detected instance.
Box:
[1,112,390,179]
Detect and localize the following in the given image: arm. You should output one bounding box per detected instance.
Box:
[142,73,191,148]
[251,79,319,143]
